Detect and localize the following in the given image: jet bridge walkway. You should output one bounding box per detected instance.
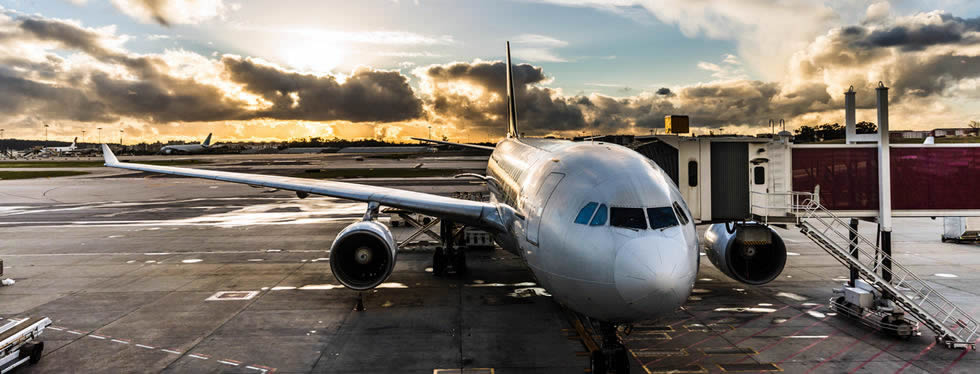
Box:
[758,192,979,350]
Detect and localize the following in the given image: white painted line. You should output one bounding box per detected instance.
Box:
[218,360,241,366]
[67,330,83,335]
[246,366,268,373]
[161,349,181,354]
[89,335,106,340]
[111,339,130,344]
[188,354,208,360]
[47,327,64,331]
[135,344,155,349]
[181,259,203,263]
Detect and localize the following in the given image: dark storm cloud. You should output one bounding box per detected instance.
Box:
[864,14,980,51]
[421,61,835,133]
[0,72,112,122]
[222,56,424,122]
[1,13,424,124]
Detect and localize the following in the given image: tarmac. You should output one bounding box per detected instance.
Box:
[0,153,978,373]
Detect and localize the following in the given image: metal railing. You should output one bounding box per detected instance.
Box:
[793,197,979,348]
[750,191,814,224]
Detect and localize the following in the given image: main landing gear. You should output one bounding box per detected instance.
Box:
[590,322,630,374]
[432,220,467,276]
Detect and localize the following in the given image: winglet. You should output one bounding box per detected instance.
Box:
[102,144,118,165]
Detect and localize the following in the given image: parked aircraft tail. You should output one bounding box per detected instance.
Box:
[505,42,520,139]
[202,133,213,146]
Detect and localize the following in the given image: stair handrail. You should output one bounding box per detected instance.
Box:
[795,197,980,344]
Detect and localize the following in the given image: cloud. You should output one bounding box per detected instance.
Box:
[110,0,228,26]
[222,56,424,122]
[511,33,569,63]
[526,0,838,80]
[4,7,980,141]
[0,11,423,127]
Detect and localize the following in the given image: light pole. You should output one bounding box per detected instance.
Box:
[428,125,432,140]
[97,127,103,144]
[44,124,49,146]
[119,129,124,145]
[82,130,86,143]
[1,129,4,139]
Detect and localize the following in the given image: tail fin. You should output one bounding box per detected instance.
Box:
[202,133,212,146]
[72,137,77,146]
[505,42,520,138]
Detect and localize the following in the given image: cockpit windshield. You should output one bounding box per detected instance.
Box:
[647,207,679,230]
[610,207,647,229]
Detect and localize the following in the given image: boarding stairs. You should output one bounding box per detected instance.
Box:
[779,193,979,349]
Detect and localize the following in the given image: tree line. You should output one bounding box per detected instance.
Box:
[793,122,877,143]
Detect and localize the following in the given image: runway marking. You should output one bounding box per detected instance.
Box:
[940,349,970,373]
[893,340,936,373]
[643,305,793,367]
[804,331,874,374]
[48,323,279,372]
[847,341,898,374]
[732,317,826,363]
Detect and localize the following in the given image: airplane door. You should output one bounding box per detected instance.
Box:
[526,172,564,246]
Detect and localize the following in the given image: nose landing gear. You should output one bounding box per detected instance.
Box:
[590,322,631,374]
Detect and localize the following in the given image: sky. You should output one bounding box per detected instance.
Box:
[1,0,979,143]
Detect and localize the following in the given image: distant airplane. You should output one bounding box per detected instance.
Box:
[40,137,78,154]
[160,133,219,154]
[101,44,724,372]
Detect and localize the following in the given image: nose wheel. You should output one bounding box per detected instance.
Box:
[590,322,630,374]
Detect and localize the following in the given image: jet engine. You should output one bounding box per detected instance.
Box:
[329,220,398,290]
[703,222,786,285]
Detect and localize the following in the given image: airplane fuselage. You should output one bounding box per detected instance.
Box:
[486,138,699,322]
[161,144,207,154]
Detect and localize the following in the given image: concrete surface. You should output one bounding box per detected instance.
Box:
[1,153,978,373]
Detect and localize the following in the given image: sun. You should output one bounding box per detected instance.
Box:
[279,41,347,74]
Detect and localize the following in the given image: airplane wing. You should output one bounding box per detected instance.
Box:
[411,137,496,151]
[101,144,510,232]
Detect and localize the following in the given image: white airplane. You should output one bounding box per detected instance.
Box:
[40,137,78,154]
[160,133,217,154]
[100,43,783,372]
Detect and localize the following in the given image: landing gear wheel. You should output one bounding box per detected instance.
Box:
[453,250,467,275]
[590,350,607,374]
[612,346,630,373]
[432,248,447,276]
[25,341,43,364]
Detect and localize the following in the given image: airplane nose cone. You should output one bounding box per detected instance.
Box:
[614,236,694,315]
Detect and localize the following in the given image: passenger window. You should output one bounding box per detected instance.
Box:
[688,161,698,187]
[647,207,679,230]
[754,166,765,185]
[610,207,647,230]
[672,202,689,225]
[574,202,598,224]
[590,204,607,226]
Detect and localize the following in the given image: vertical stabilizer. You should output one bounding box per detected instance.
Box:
[71,137,77,146]
[505,42,520,138]
[202,133,213,146]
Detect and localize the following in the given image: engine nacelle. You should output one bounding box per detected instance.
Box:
[703,222,786,285]
[329,220,397,290]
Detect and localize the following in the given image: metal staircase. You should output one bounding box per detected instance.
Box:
[790,194,978,349]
